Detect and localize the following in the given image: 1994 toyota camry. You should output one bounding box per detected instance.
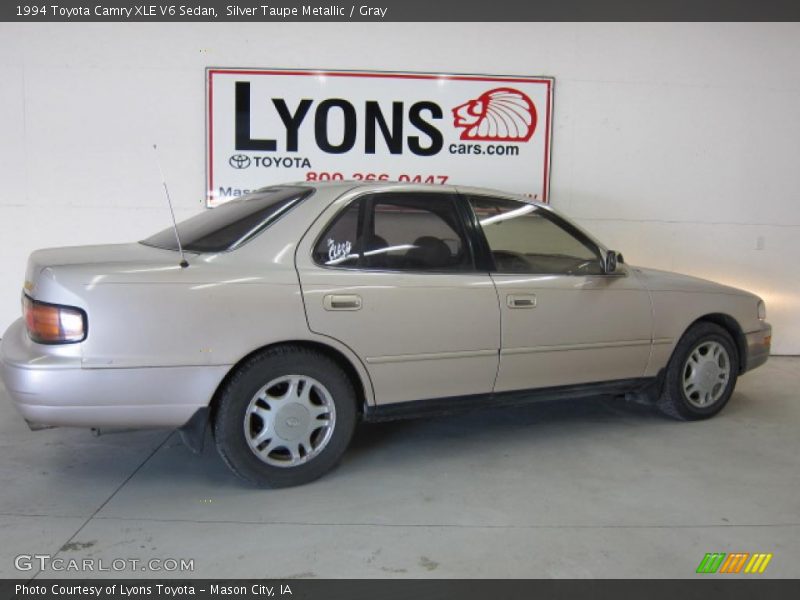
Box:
[0,182,772,487]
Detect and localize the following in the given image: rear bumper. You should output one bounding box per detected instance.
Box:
[744,323,771,373]
[0,319,227,430]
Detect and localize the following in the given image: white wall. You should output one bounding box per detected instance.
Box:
[0,22,798,353]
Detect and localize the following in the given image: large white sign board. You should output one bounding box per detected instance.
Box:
[206,69,553,207]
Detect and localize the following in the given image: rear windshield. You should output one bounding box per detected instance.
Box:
[141,186,312,253]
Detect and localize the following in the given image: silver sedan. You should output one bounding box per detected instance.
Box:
[0,182,772,486]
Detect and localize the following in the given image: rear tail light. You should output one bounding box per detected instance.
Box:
[22,295,87,344]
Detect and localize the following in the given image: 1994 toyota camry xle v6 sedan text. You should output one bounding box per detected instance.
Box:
[0,182,772,486]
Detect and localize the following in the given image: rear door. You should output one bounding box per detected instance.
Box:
[296,188,501,406]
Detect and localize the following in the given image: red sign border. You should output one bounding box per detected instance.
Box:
[205,68,554,205]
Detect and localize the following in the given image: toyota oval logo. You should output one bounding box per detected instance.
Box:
[228,154,251,169]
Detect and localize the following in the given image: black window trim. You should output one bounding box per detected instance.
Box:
[311,189,482,275]
[463,193,611,277]
[454,192,494,272]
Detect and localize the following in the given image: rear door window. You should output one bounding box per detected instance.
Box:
[313,192,474,272]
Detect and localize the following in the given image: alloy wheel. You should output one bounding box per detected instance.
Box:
[243,375,337,467]
[681,341,731,408]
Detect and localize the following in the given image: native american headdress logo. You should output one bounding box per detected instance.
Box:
[452,88,537,142]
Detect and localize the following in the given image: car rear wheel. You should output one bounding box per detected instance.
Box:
[658,322,739,421]
[214,346,357,487]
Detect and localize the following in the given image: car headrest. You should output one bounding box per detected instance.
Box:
[355,235,390,267]
[364,235,389,253]
[405,236,451,269]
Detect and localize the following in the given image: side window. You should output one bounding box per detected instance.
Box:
[469,196,604,275]
[313,192,473,272]
[312,202,360,267]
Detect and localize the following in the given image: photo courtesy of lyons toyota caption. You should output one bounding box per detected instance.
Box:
[0,182,772,487]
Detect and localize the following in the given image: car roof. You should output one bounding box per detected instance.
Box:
[276,180,546,208]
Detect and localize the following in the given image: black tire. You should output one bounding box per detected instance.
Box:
[214,346,357,487]
[658,322,739,421]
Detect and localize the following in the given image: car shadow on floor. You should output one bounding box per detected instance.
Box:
[165,394,669,488]
[24,391,752,491]
[348,393,663,453]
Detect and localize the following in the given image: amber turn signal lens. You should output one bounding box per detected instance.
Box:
[22,295,86,344]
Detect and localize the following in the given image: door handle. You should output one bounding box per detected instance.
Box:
[506,294,537,309]
[323,294,362,311]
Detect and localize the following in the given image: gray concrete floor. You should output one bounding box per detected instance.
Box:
[0,358,798,579]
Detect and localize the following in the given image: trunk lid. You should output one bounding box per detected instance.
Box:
[25,243,184,287]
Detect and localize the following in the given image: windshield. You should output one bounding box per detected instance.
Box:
[141,186,313,253]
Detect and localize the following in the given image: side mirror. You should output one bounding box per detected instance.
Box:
[604,250,619,274]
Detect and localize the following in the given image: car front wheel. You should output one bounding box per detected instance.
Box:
[658,322,739,421]
[214,346,357,487]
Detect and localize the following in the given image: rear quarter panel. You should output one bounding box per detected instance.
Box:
[80,264,307,369]
[25,184,376,406]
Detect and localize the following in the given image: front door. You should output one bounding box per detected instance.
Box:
[465,194,653,393]
[296,189,500,406]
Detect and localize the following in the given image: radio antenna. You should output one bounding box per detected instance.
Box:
[152,144,189,268]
